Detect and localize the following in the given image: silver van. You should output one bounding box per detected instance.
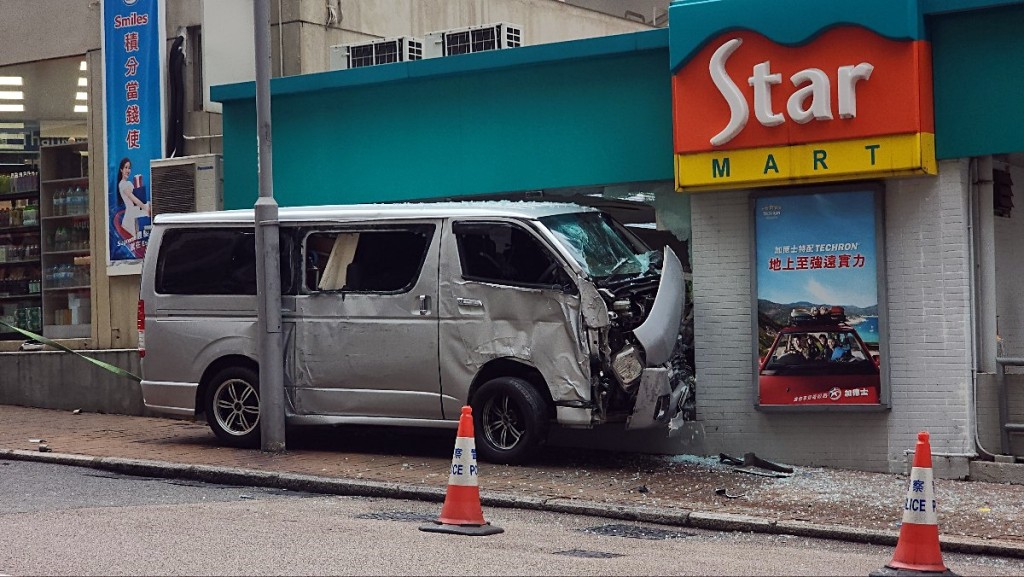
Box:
[139,201,693,463]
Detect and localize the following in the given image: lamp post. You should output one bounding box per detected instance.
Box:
[254,0,285,452]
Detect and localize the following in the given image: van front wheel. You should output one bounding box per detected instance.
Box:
[471,377,548,465]
[205,366,261,448]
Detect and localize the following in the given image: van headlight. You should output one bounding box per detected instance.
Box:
[611,345,644,392]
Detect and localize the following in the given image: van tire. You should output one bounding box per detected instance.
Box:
[471,377,548,465]
[205,366,261,448]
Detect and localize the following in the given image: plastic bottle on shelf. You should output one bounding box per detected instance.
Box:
[79,186,88,215]
[22,203,35,226]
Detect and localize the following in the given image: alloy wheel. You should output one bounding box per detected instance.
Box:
[481,393,524,450]
[213,378,260,436]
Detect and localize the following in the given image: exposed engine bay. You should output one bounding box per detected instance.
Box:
[587,247,696,428]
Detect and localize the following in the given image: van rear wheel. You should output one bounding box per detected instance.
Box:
[205,366,261,448]
[471,377,548,465]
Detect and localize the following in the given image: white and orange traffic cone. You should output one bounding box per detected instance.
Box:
[871,431,957,576]
[420,406,504,536]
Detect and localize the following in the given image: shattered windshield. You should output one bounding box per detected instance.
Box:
[540,212,654,279]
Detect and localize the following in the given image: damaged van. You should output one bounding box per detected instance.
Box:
[139,201,694,464]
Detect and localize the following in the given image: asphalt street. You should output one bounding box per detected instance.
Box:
[1,404,1022,565]
[4,461,1024,576]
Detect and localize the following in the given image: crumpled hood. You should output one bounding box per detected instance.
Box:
[632,246,684,366]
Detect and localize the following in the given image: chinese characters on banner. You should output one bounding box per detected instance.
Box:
[102,0,165,269]
[753,190,884,407]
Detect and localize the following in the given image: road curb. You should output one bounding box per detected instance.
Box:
[2,448,1022,558]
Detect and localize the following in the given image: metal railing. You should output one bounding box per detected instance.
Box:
[995,357,1024,455]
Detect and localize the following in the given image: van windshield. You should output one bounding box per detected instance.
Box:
[540,212,655,280]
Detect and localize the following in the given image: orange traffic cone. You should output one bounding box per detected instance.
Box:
[419,406,504,536]
[871,432,957,576]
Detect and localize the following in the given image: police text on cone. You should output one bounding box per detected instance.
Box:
[419,406,503,536]
[873,431,955,576]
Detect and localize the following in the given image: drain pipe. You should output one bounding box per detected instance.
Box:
[968,156,999,460]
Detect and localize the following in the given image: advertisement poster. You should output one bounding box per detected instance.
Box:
[754,190,883,406]
[102,0,165,271]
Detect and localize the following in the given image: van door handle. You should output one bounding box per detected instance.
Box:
[418,294,431,315]
[456,297,483,308]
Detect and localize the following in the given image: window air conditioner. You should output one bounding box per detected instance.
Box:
[329,37,424,71]
[423,23,522,59]
[149,154,223,217]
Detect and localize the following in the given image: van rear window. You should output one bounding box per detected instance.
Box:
[156,228,294,295]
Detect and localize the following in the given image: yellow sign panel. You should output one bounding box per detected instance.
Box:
[675,133,936,192]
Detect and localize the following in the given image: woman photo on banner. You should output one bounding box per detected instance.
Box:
[111,156,151,259]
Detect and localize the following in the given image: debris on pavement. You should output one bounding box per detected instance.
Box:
[38,444,51,452]
[719,452,794,477]
[28,438,44,443]
[715,487,746,499]
[732,467,791,478]
[72,409,82,415]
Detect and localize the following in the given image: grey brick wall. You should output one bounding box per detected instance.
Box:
[883,159,974,471]
[690,160,976,473]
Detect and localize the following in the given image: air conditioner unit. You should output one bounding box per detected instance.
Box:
[423,23,522,59]
[149,154,223,217]
[329,37,424,71]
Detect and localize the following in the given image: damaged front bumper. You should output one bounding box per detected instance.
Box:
[623,247,692,430]
[625,367,693,430]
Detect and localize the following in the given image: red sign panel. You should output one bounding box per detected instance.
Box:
[673,27,933,154]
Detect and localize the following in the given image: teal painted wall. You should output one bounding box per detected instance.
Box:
[218,41,672,209]
[215,2,1024,206]
[930,4,1024,158]
[668,0,925,72]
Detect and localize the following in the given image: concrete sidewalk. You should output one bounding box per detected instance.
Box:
[1,404,1022,558]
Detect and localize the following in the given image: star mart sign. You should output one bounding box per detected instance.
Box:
[673,27,936,191]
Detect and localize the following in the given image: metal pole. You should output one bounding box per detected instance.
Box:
[254,0,286,452]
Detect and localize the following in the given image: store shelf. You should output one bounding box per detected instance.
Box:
[0,259,42,266]
[0,225,41,235]
[43,324,90,339]
[0,190,41,201]
[41,176,89,186]
[42,285,91,293]
[40,141,92,342]
[41,214,90,221]
[43,249,89,257]
[0,293,41,302]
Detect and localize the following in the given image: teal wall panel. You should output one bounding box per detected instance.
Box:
[668,0,925,73]
[219,46,672,209]
[930,4,1024,159]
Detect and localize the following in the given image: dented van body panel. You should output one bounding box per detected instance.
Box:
[140,201,695,457]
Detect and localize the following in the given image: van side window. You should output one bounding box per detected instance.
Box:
[155,228,295,295]
[305,226,433,293]
[454,221,562,286]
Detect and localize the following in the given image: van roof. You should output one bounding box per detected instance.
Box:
[152,200,600,225]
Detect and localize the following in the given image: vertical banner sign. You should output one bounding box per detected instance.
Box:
[754,190,882,407]
[102,0,165,271]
